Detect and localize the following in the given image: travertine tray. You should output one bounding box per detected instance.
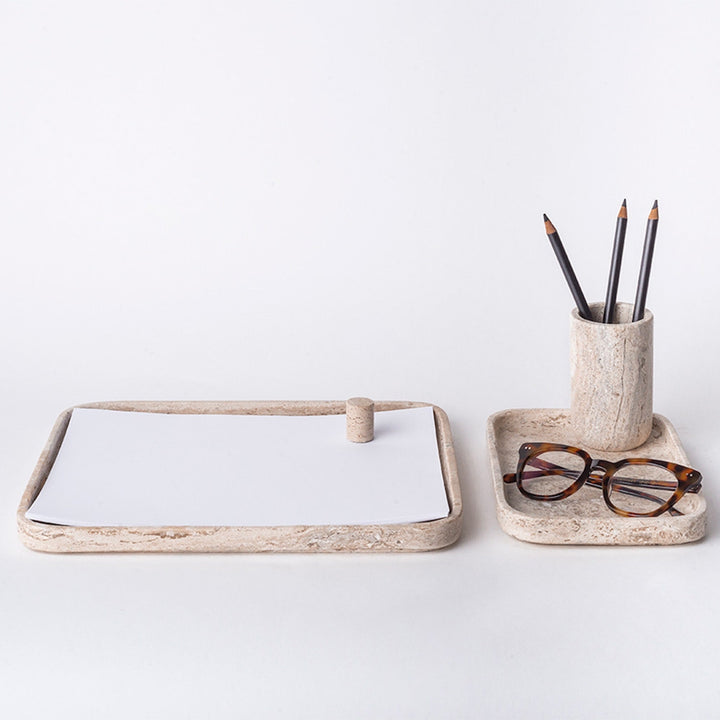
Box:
[18,400,462,553]
[487,409,706,545]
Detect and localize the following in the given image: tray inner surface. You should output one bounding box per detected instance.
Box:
[488,409,705,545]
[496,410,704,519]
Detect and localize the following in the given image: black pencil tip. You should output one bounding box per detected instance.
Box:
[622,199,627,207]
[543,214,556,234]
[652,199,658,209]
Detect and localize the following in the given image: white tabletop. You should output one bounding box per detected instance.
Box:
[2,2,719,717]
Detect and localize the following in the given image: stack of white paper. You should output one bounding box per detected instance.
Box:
[26,406,449,527]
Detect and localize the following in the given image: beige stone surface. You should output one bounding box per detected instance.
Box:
[17,400,462,553]
[570,302,653,451]
[346,397,374,442]
[487,408,706,545]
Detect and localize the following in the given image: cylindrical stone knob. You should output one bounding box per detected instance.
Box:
[346,397,374,443]
[570,301,653,451]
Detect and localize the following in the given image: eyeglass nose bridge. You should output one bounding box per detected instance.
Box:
[588,458,615,477]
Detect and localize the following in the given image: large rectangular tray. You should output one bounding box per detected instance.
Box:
[487,408,706,545]
[18,400,462,553]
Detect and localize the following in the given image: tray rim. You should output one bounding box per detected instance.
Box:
[487,407,706,546]
[18,400,462,553]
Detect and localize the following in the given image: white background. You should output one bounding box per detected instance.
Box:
[1,1,719,717]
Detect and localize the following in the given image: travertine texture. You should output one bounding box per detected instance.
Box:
[346,397,374,442]
[17,400,462,553]
[571,302,653,451]
[487,408,706,546]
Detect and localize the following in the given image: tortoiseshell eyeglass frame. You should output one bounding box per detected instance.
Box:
[502,442,703,518]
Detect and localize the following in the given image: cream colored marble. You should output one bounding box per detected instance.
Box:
[487,408,706,545]
[346,397,374,442]
[570,302,653,451]
[17,400,462,553]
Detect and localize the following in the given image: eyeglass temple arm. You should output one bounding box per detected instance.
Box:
[523,457,685,492]
[504,460,678,491]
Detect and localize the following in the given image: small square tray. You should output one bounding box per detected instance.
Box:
[18,400,462,553]
[487,408,706,545]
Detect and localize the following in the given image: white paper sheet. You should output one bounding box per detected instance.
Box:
[26,406,449,527]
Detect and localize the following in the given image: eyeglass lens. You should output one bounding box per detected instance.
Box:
[520,450,585,497]
[608,463,679,514]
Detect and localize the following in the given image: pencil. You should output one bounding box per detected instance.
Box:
[632,200,659,322]
[602,199,628,323]
[543,213,592,320]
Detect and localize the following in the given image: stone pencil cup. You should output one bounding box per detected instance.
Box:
[570,302,653,452]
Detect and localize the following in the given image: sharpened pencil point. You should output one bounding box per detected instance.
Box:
[543,214,556,234]
[618,200,627,219]
[649,201,658,220]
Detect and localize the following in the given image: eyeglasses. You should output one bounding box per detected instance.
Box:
[503,442,702,518]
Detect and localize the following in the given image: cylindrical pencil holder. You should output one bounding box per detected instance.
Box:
[570,302,653,452]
